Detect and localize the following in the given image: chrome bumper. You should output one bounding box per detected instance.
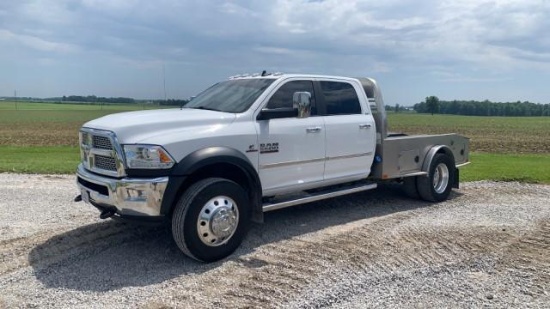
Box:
[76,164,169,217]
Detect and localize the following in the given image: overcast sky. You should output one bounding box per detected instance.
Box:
[1,0,550,105]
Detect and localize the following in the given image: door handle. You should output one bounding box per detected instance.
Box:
[359,124,372,129]
[306,127,322,133]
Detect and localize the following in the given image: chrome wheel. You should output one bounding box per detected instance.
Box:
[172,178,250,262]
[417,154,455,202]
[197,196,239,247]
[433,163,450,194]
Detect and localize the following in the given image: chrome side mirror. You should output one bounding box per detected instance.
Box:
[293,91,311,118]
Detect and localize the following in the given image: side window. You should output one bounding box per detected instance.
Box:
[320,81,362,115]
[266,80,316,114]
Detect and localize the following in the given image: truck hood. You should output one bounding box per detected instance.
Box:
[83,108,236,143]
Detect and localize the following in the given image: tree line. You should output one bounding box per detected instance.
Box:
[1,95,189,106]
[62,95,135,104]
[414,96,550,116]
[152,99,189,106]
[60,96,188,106]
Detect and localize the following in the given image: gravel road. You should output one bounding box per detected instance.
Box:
[1,173,549,308]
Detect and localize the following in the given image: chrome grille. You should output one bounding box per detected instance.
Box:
[94,155,117,171]
[92,135,113,150]
[81,132,90,144]
[80,128,125,177]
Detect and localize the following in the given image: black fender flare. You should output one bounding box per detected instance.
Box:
[161,147,263,223]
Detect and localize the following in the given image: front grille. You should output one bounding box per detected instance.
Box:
[80,128,125,177]
[94,155,117,171]
[92,135,113,150]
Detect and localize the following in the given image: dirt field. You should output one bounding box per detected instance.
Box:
[0,174,549,308]
[2,107,550,154]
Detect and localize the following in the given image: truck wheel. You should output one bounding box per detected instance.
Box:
[417,154,455,202]
[171,178,249,262]
[402,176,420,199]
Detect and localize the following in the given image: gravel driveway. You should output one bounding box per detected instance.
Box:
[1,173,549,308]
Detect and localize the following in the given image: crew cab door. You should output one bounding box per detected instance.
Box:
[318,80,376,180]
[256,80,325,196]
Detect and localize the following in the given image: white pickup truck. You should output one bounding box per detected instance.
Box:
[75,73,469,262]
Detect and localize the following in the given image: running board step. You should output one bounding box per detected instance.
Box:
[262,182,378,212]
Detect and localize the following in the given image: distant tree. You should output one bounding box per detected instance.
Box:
[154,99,189,106]
[395,103,400,113]
[413,97,550,117]
[425,96,440,115]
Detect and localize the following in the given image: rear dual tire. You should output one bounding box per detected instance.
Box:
[403,154,455,202]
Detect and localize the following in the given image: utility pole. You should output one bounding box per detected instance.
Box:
[163,64,167,106]
[14,90,17,110]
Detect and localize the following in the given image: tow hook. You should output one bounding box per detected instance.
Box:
[74,195,82,202]
[100,209,116,219]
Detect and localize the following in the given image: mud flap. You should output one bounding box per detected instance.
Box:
[453,168,460,189]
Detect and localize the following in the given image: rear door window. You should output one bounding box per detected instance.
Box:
[319,81,362,115]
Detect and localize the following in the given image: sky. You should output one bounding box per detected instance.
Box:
[1,0,550,105]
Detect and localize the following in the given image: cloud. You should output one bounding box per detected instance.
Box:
[1,0,549,102]
[254,46,297,55]
[0,29,77,53]
[5,0,549,69]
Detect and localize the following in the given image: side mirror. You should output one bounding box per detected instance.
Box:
[257,107,298,120]
[293,91,311,118]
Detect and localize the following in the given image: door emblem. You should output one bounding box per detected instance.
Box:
[260,143,279,154]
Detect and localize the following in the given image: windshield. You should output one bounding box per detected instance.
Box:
[185,79,275,113]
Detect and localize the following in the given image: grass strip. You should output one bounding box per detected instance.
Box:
[0,146,80,174]
[1,148,549,185]
[461,152,550,184]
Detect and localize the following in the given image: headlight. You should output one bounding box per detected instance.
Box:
[124,145,175,169]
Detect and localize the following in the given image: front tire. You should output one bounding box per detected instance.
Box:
[417,154,455,202]
[171,178,250,262]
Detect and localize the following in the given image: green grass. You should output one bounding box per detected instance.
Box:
[0,146,79,174]
[387,113,550,154]
[462,153,550,183]
[0,100,160,111]
[2,149,549,184]
[389,113,550,184]
[0,101,167,173]
[1,103,549,184]
[0,109,126,123]
[0,102,174,147]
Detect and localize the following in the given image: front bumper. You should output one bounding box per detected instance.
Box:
[76,163,169,217]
